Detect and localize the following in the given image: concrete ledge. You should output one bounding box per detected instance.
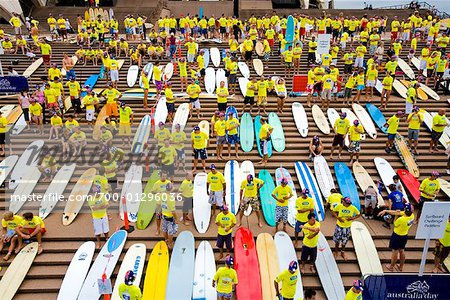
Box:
[167,1,234,17]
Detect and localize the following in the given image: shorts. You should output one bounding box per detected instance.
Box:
[47,102,58,110]
[155,80,163,91]
[244,51,252,61]
[344,64,352,74]
[208,190,224,206]
[105,102,119,117]
[415,196,432,210]
[227,134,239,145]
[301,245,318,263]
[218,102,227,112]
[332,29,340,38]
[365,196,377,209]
[354,57,364,68]
[0,133,5,144]
[275,206,288,224]
[357,85,365,91]
[166,102,175,113]
[306,84,314,94]
[110,70,119,81]
[43,54,51,64]
[217,292,233,299]
[387,133,396,141]
[217,135,227,145]
[216,233,233,250]
[405,101,414,114]
[434,242,450,261]
[119,124,132,136]
[161,163,175,176]
[332,134,345,147]
[257,96,267,106]
[260,139,269,155]
[193,148,207,160]
[14,27,21,35]
[93,216,109,235]
[366,80,375,87]
[191,99,201,109]
[333,225,351,246]
[431,130,442,142]
[162,217,178,235]
[389,232,408,250]
[285,62,292,68]
[220,26,226,34]
[427,69,434,77]
[244,96,254,105]
[348,141,361,153]
[419,60,427,70]
[240,197,260,211]
[229,73,237,84]
[176,149,185,160]
[187,54,195,63]
[182,196,193,212]
[5,229,16,239]
[321,89,331,100]
[295,220,306,233]
[408,129,419,140]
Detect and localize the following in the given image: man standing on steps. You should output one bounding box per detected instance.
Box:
[215,206,236,260]
[257,117,273,166]
[294,189,315,247]
[330,112,350,161]
[348,119,365,164]
[271,178,293,234]
[332,197,360,260]
[237,174,265,228]
[207,164,226,217]
[191,125,208,173]
[384,110,403,154]
[274,260,299,300]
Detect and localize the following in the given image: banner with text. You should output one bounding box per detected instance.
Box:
[0,76,28,93]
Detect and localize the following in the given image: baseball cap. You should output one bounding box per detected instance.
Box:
[340,112,347,118]
[396,110,404,116]
[353,279,363,291]
[194,126,200,131]
[225,255,234,266]
[431,171,440,177]
[404,203,413,212]
[222,204,229,211]
[343,197,352,204]
[215,111,220,115]
[302,188,310,195]
[281,178,288,185]
[354,119,359,126]
[210,164,216,170]
[288,260,298,272]
[247,174,253,182]
[175,123,181,129]
[219,113,225,117]
[124,270,136,285]
[158,121,164,126]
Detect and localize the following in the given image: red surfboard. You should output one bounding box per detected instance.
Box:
[397,169,420,204]
[234,227,262,300]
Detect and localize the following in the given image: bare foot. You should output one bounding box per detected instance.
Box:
[333,251,338,258]
[341,252,347,260]
[37,246,43,255]
[96,242,102,249]
[3,252,11,261]
[217,253,224,260]
[155,230,160,236]
[258,222,263,228]
[385,264,394,271]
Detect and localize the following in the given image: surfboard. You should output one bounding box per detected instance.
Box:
[411,56,427,76]
[11,114,26,135]
[285,15,295,50]
[193,241,216,300]
[315,233,346,300]
[84,10,90,21]
[312,104,330,134]
[0,105,15,118]
[268,112,285,152]
[9,140,44,189]
[253,58,264,76]
[274,231,303,299]
[9,167,41,213]
[193,172,210,233]
[78,230,127,299]
[240,160,255,217]
[120,164,143,222]
[397,57,415,79]
[292,102,308,137]
[255,115,273,157]
[374,157,410,203]
[240,112,254,152]
[103,9,109,22]
[57,241,96,300]
[202,48,210,68]
[353,103,377,139]
[0,155,18,187]
[225,160,241,215]
[438,178,450,198]
[88,7,95,20]
[255,41,264,56]
[210,47,220,68]
[39,164,76,219]
[81,75,99,98]
[258,169,276,226]
[327,107,340,133]
[127,65,139,87]
[394,133,420,178]
[23,58,43,77]
[351,221,383,276]
[171,103,189,133]
[92,106,107,140]
[366,103,388,134]
[131,115,151,155]
[139,63,153,88]
[154,97,168,126]
[136,170,159,229]
[375,79,383,94]
[0,242,39,300]
[313,155,335,201]
[142,241,169,299]
[238,77,249,95]
[166,231,195,299]
[199,6,203,19]
[216,68,227,89]
[205,67,216,95]
[334,162,361,210]
[63,168,96,226]
[238,62,250,78]
[393,79,408,99]
[6,106,22,125]
[399,79,428,100]
[234,227,262,299]
[163,62,174,81]
[275,167,297,226]
[353,162,385,207]
[295,161,326,221]
[419,83,440,100]
[397,169,420,204]
[199,120,209,136]
[256,233,280,300]
[111,243,146,300]
[430,112,450,148]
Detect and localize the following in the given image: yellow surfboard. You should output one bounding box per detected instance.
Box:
[93,106,108,140]
[394,134,420,178]
[84,10,90,21]
[400,80,428,100]
[6,106,22,125]
[256,233,280,300]
[142,241,169,299]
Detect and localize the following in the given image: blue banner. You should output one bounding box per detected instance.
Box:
[364,274,450,300]
[0,76,29,93]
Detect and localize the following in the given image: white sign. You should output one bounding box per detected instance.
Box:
[415,202,450,239]
[315,34,331,63]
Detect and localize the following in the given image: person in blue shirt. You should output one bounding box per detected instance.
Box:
[383,184,406,229]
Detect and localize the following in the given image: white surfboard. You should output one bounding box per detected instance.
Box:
[111,243,147,300]
[225,160,241,215]
[351,221,383,276]
[127,65,139,87]
[139,63,153,88]
[411,56,427,77]
[316,233,346,299]
[210,47,221,67]
[202,48,210,69]
[9,140,44,189]
[0,155,18,186]
[419,83,439,100]
[23,58,43,77]
[312,104,330,134]
[192,241,216,300]
[39,164,76,219]
[57,241,96,300]
[164,62,174,81]
[252,58,264,76]
[375,79,383,94]
[327,108,340,130]
[423,111,449,148]
[120,164,143,222]
[393,79,408,99]
[154,97,168,126]
[275,167,297,227]
[397,57,415,79]
[374,157,409,203]
[292,102,308,137]
[240,160,255,217]
[172,103,189,132]
[78,230,127,300]
[11,114,27,135]
[238,62,250,78]
[238,77,248,96]
[193,172,211,234]
[313,155,335,200]
[166,231,195,299]
[205,67,216,95]
[352,162,385,208]
[9,166,41,214]
[216,68,227,89]
[131,115,151,155]
[0,104,15,117]
[294,161,325,221]
[274,231,304,299]
[352,103,377,139]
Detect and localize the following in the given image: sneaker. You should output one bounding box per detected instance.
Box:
[385,147,391,154]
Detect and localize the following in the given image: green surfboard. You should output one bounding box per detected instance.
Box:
[240,112,254,152]
[258,169,276,226]
[268,112,285,152]
[136,170,160,229]
[254,115,272,157]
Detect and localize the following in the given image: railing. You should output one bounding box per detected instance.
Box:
[375,1,450,19]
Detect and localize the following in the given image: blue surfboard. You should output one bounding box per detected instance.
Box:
[254,115,272,158]
[99,65,105,79]
[199,7,203,19]
[107,230,127,252]
[294,161,325,221]
[258,169,276,226]
[81,74,99,98]
[285,15,295,50]
[366,103,388,134]
[334,162,360,210]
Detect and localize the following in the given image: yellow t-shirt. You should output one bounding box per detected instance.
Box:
[213,267,238,294]
[20,216,45,229]
[246,82,256,97]
[119,106,133,124]
[335,204,359,228]
[349,124,364,141]
[382,76,393,91]
[387,115,400,134]
[215,212,236,236]
[179,179,193,198]
[272,185,293,207]
[334,118,350,135]
[88,194,108,219]
[66,81,81,97]
[2,215,23,230]
[50,116,62,126]
[216,87,229,104]
[0,116,7,133]
[240,178,264,198]
[171,131,186,150]
[274,269,299,298]
[419,178,441,199]
[432,114,447,133]
[214,120,227,137]
[158,146,177,165]
[439,221,450,247]
[259,123,273,140]
[191,131,208,149]
[407,112,423,130]
[102,88,121,104]
[302,221,321,248]
[161,197,176,218]
[29,103,42,116]
[345,289,363,300]
[226,118,240,136]
[207,171,226,192]
[394,212,415,236]
[295,196,314,222]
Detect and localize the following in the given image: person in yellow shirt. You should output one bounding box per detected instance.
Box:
[88,185,109,249]
[69,126,87,155]
[179,173,193,225]
[271,179,294,233]
[1,211,24,260]
[384,110,403,153]
[365,63,378,99]
[48,111,62,140]
[213,255,238,298]
[257,76,268,114]
[282,45,294,77]
[417,172,441,222]
[207,164,226,217]
[238,174,264,227]
[330,112,350,160]
[214,113,227,160]
[258,117,273,166]
[433,215,450,273]
[16,212,45,254]
[292,42,303,74]
[191,126,209,173]
[344,280,364,300]
[379,203,414,271]
[66,77,82,117]
[406,106,423,155]
[275,260,299,299]
[159,138,177,183]
[348,120,365,164]
[429,109,448,152]
[226,111,240,158]
[216,81,229,113]
[380,72,394,109]
[307,36,317,65]
[187,79,202,119]
[9,13,22,37]
[29,99,44,134]
[300,213,321,274]
[320,70,334,109]
[294,189,315,245]
[332,197,360,260]
[101,83,122,119]
[178,57,188,91]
